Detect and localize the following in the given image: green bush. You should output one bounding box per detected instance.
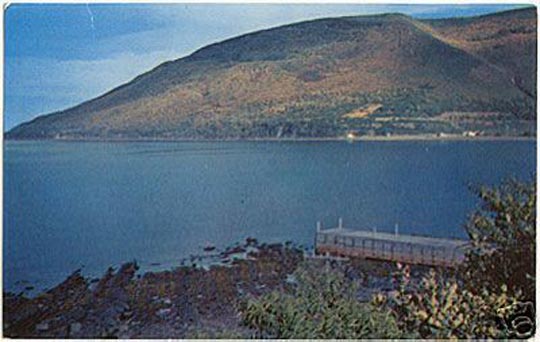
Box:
[463,179,535,301]
[241,262,400,339]
[375,264,520,339]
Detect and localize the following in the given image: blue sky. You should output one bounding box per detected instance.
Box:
[5,3,528,130]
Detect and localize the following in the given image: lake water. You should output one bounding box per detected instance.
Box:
[3,140,536,293]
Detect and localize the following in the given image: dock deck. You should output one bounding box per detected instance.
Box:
[315,223,469,267]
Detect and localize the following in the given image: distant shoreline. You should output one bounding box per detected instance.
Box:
[3,135,537,143]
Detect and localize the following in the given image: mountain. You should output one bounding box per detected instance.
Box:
[6,7,537,140]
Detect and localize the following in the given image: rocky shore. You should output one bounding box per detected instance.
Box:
[3,239,428,338]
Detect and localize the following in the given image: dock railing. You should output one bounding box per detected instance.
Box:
[315,218,469,267]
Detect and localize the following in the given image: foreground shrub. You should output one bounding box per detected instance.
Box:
[375,264,523,339]
[464,179,535,301]
[241,262,400,339]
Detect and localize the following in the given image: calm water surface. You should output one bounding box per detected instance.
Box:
[4,140,536,293]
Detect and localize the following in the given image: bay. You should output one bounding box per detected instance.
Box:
[3,140,535,293]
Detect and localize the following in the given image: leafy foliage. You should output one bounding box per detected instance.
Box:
[463,179,535,301]
[241,262,400,339]
[375,264,520,339]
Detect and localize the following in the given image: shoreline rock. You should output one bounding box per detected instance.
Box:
[3,238,430,338]
[4,239,303,338]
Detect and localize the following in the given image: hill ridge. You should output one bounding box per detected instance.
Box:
[6,7,536,139]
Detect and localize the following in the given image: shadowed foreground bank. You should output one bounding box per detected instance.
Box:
[3,239,421,338]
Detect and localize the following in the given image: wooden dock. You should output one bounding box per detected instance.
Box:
[315,220,469,267]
